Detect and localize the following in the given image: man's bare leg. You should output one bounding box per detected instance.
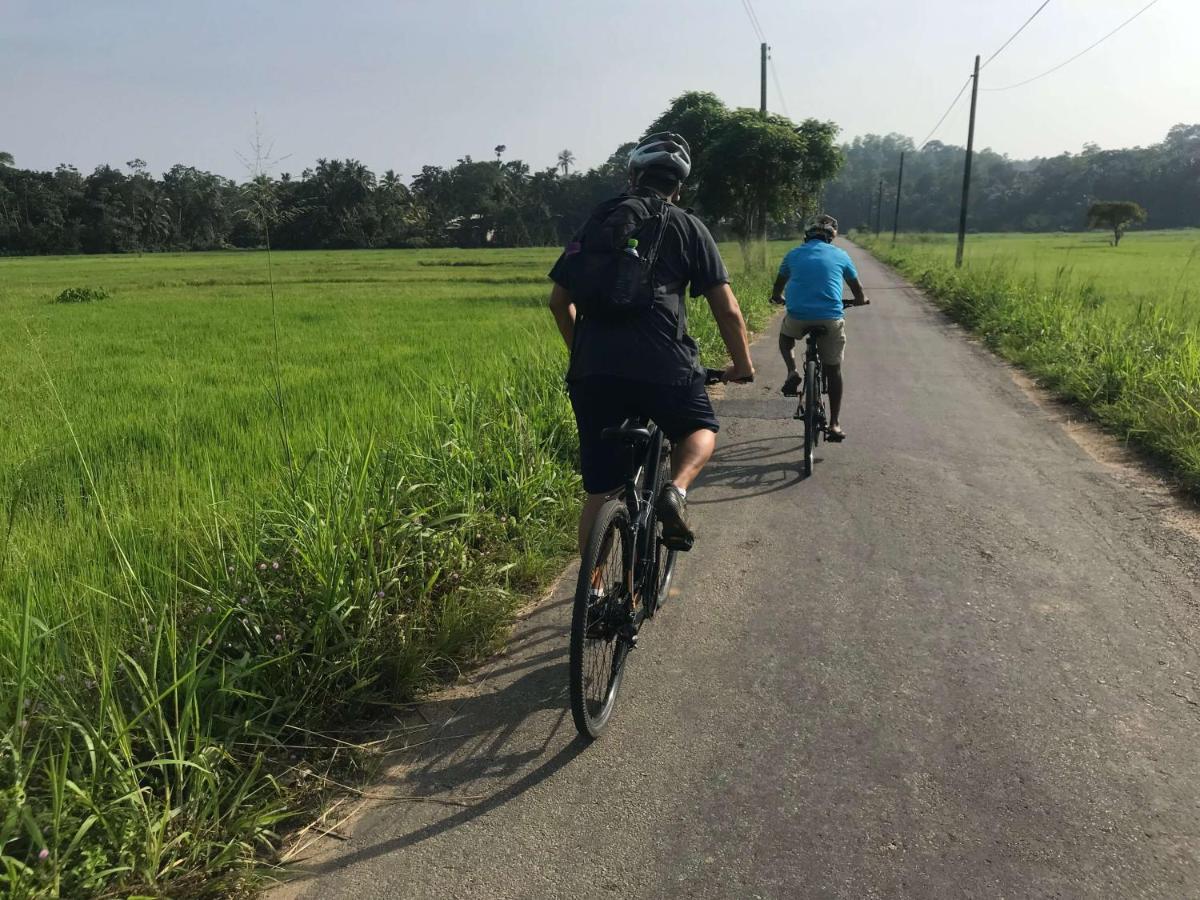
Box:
[670,427,716,490]
[779,332,797,373]
[826,364,844,436]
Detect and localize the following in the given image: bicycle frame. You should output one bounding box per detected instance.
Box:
[618,420,669,626]
[793,332,827,421]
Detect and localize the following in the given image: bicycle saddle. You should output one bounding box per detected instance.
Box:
[601,419,652,444]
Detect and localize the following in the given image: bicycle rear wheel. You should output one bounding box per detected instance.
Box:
[803,359,819,477]
[569,499,633,740]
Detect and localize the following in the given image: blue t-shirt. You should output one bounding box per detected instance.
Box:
[778,241,859,321]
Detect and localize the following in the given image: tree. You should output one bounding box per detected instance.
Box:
[644,91,730,203]
[697,110,819,268]
[494,144,506,162]
[0,152,13,168]
[1086,200,1147,246]
[557,149,575,176]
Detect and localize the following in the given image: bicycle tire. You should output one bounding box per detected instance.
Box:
[569,499,633,740]
[803,359,819,477]
[649,459,678,614]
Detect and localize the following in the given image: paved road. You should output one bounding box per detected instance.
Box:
[273,242,1200,899]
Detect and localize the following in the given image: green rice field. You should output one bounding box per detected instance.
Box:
[879,229,1200,318]
[0,245,777,897]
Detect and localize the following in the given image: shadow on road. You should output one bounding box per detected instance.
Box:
[281,594,587,883]
[691,436,812,503]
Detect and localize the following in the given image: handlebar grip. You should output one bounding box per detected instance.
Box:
[704,369,754,385]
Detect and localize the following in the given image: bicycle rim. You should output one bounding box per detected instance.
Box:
[569,500,632,740]
[803,360,818,476]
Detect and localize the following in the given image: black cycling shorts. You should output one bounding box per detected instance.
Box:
[567,374,720,495]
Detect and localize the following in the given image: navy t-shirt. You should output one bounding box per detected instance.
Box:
[549,195,730,385]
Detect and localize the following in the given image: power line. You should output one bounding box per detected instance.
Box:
[984,0,1163,91]
[743,0,766,42]
[916,75,973,148]
[738,0,764,41]
[980,0,1054,69]
[768,57,791,118]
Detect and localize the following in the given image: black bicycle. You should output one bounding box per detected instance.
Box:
[569,368,747,740]
[772,299,868,477]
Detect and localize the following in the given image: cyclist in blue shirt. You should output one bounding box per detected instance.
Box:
[769,216,869,441]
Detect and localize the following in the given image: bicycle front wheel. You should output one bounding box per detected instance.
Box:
[569,499,633,740]
[803,359,819,477]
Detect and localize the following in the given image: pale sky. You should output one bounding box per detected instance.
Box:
[3,0,1197,180]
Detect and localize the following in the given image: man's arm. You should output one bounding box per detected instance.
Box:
[548,282,576,348]
[704,283,755,381]
[845,276,868,306]
[771,269,788,304]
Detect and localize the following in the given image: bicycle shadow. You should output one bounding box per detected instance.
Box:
[275,590,587,890]
[691,435,815,503]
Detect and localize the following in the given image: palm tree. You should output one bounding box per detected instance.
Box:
[0,152,13,168]
[557,149,575,176]
[494,144,506,162]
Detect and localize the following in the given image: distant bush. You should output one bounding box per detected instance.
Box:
[54,286,109,303]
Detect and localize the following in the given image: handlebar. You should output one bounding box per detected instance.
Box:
[705,368,754,386]
[770,296,870,307]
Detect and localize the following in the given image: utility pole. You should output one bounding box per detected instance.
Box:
[760,43,768,117]
[758,42,768,265]
[955,54,981,268]
[892,151,905,241]
[875,178,883,234]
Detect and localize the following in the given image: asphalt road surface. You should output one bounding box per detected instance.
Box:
[273,241,1200,899]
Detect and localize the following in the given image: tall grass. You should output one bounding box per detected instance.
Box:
[0,245,776,896]
[857,233,1200,492]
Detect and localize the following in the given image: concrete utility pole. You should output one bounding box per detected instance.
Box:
[956,54,981,268]
[892,151,906,242]
[760,43,768,117]
[875,178,884,234]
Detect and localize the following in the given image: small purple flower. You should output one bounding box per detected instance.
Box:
[239,596,249,605]
[205,605,213,614]
[450,573,461,583]
[271,561,280,570]
[227,565,235,574]
[375,590,386,599]
[274,633,283,642]
[84,679,96,690]
[56,674,66,684]
[38,848,49,862]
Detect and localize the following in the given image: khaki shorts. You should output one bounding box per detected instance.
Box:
[780,316,847,366]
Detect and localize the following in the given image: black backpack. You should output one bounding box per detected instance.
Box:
[559,193,671,320]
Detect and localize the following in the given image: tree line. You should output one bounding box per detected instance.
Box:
[824,124,1200,233]
[0,92,841,257]
[8,107,1191,257]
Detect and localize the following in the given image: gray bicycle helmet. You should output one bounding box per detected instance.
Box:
[804,215,837,242]
[628,132,692,181]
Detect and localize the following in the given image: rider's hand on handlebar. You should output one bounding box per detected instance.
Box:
[846,296,871,307]
[723,363,755,384]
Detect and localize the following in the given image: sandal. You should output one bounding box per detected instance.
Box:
[781,371,801,397]
[827,425,847,442]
